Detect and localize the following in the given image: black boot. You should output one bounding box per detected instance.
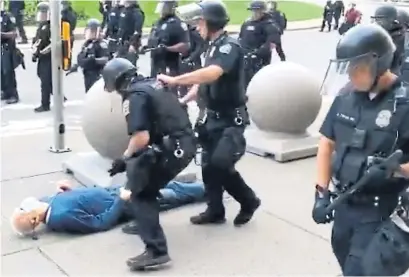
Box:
[122,221,139,235]
[6,97,19,104]
[233,197,261,226]
[126,250,171,271]
[190,210,226,225]
[34,105,50,113]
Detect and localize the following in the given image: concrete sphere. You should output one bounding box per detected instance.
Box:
[81,79,129,160]
[247,62,322,134]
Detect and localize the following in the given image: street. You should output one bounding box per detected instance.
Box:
[2,1,409,275]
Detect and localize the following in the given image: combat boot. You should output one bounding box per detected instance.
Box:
[122,221,139,235]
[190,210,226,225]
[126,250,171,271]
[34,106,50,113]
[234,197,261,226]
[6,97,19,104]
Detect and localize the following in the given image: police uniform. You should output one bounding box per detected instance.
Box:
[239,12,280,87]
[332,0,345,30]
[102,58,196,270]
[77,39,109,92]
[320,0,334,32]
[99,0,112,30]
[105,3,124,56]
[8,0,27,43]
[314,24,409,275]
[1,10,19,104]
[61,1,77,49]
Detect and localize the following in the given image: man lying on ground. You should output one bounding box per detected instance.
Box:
[10,178,205,237]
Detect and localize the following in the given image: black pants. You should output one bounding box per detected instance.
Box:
[12,12,27,41]
[83,71,101,92]
[321,15,332,31]
[331,197,397,275]
[333,14,341,29]
[127,135,195,255]
[37,57,53,107]
[275,43,286,61]
[1,52,19,99]
[199,118,256,216]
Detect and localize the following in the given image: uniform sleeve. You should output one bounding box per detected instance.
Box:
[207,42,240,74]
[133,10,144,34]
[171,21,190,44]
[125,93,151,135]
[97,41,110,58]
[319,97,340,140]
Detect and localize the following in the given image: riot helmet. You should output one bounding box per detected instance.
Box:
[85,18,101,41]
[36,2,50,22]
[61,0,71,11]
[267,0,277,11]
[102,58,136,93]
[371,5,399,31]
[248,0,267,21]
[398,9,409,29]
[155,0,178,17]
[176,3,201,26]
[321,24,396,95]
[122,0,137,8]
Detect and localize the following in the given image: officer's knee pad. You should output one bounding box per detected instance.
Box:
[361,221,409,276]
[210,127,246,169]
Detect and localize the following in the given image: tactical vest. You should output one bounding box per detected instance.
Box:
[127,78,192,138]
[201,34,247,111]
[332,83,409,191]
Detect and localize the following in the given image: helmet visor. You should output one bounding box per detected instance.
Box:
[320,54,377,96]
[85,27,101,40]
[36,10,49,22]
[156,1,176,15]
[176,3,202,25]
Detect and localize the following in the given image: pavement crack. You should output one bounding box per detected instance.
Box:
[1,171,63,182]
[2,247,34,257]
[261,209,330,243]
[37,247,70,276]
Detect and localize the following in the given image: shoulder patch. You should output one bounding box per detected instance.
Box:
[219,43,232,54]
[181,22,188,31]
[122,99,130,116]
[9,16,15,24]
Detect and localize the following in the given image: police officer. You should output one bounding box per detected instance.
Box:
[267,0,286,61]
[398,9,409,81]
[1,0,19,104]
[99,0,112,30]
[8,0,27,44]
[332,0,344,30]
[239,0,280,88]
[32,2,53,112]
[102,58,196,271]
[313,24,409,276]
[77,19,109,92]
[320,0,333,32]
[104,0,124,57]
[142,0,189,80]
[371,5,406,74]
[61,0,77,50]
[116,0,144,65]
[157,1,261,226]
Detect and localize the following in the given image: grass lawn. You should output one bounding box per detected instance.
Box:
[71,0,322,27]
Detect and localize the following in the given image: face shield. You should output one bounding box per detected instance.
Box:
[36,10,49,22]
[267,2,276,11]
[321,54,378,96]
[156,1,176,16]
[176,3,202,26]
[251,9,264,20]
[85,26,101,40]
[0,0,4,11]
[371,16,396,31]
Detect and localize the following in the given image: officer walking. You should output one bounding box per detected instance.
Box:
[116,0,145,65]
[313,24,409,276]
[1,0,19,104]
[99,0,112,30]
[8,0,27,44]
[75,19,110,92]
[61,0,77,50]
[372,5,406,74]
[104,0,123,57]
[102,58,196,271]
[332,0,344,30]
[239,0,280,88]
[266,0,286,61]
[142,0,189,80]
[157,1,261,226]
[320,0,333,32]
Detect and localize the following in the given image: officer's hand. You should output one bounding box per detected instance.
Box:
[119,187,132,201]
[139,45,148,54]
[312,185,333,224]
[157,74,178,87]
[108,158,127,177]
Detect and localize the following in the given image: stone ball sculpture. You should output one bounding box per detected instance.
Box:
[247,61,322,134]
[81,78,129,160]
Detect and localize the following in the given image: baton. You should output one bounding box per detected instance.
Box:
[324,150,404,214]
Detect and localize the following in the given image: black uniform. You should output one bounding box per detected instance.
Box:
[8,0,27,43]
[105,3,123,56]
[267,4,287,61]
[320,0,333,32]
[333,0,345,30]
[102,58,195,271]
[313,24,409,276]
[398,9,409,81]
[99,0,112,30]
[1,10,19,103]
[239,14,280,87]
[61,2,77,49]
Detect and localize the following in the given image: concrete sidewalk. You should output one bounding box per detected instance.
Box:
[22,18,322,41]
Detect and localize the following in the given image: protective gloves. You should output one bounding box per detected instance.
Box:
[108,157,127,177]
[312,185,333,224]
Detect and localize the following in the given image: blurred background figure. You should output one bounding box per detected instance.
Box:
[8,0,28,44]
[320,0,333,32]
[332,0,344,30]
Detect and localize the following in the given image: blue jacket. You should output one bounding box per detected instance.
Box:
[41,181,205,234]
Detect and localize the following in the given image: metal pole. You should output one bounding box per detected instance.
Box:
[49,0,70,153]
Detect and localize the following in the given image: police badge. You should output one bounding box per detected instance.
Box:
[122,99,130,116]
[375,110,392,128]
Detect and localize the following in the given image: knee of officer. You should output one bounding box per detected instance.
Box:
[210,128,246,169]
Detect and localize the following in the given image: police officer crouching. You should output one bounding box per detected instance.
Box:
[142,0,189,81]
[313,24,409,275]
[102,58,196,271]
[372,5,406,74]
[76,19,109,92]
[239,0,279,88]
[1,0,20,104]
[158,1,261,226]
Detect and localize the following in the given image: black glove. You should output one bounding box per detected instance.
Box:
[139,45,148,54]
[108,158,127,177]
[312,185,333,224]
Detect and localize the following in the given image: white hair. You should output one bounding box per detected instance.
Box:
[9,209,32,237]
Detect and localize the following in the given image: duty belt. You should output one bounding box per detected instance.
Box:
[204,107,246,126]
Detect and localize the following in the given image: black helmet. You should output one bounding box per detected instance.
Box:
[371,5,399,31]
[86,18,101,30]
[248,0,267,11]
[61,0,71,9]
[102,58,136,92]
[398,9,409,28]
[37,2,49,12]
[199,0,229,31]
